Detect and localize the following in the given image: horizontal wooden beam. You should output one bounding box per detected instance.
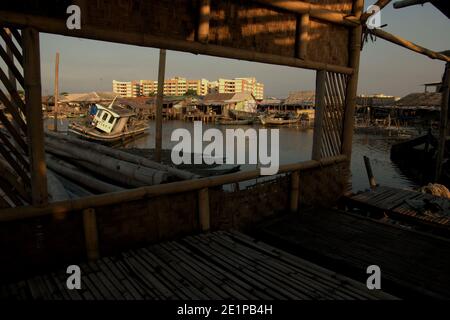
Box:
[371,28,450,62]
[0,11,354,74]
[252,0,360,27]
[0,155,348,221]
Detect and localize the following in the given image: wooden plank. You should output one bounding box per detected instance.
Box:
[82,208,99,261]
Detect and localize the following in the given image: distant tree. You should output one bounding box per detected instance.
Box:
[184,89,197,96]
[61,92,69,96]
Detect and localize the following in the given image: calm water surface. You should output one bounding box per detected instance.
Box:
[54,119,418,191]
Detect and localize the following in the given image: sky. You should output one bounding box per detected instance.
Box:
[38,1,449,98]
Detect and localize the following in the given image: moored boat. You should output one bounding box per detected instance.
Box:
[217,118,253,125]
[259,113,300,125]
[68,100,149,144]
[229,109,259,121]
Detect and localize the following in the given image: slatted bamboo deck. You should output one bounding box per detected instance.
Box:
[345,186,450,231]
[256,208,450,299]
[0,231,394,300]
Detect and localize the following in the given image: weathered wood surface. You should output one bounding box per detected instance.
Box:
[346,186,450,229]
[256,208,450,299]
[0,231,394,300]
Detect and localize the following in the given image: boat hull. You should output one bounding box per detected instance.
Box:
[68,122,148,144]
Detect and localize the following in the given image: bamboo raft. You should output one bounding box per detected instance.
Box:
[344,186,450,232]
[0,230,394,300]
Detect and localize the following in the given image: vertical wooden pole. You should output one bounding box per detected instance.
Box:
[363,156,377,189]
[312,70,326,160]
[198,0,210,43]
[198,187,210,231]
[83,208,99,261]
[341,0,363,158]
[23,28,48,205]
[155,49,166,163]
[435,62,450,181]
[290,171,300,213]
[298,14,309,60]
[53,52,59,132]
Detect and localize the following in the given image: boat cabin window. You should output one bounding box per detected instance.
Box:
[102,112,109,121]
[108,115,115,124]
[96,110,103,118]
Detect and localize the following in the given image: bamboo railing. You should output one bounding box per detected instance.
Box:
[0,155,347,222]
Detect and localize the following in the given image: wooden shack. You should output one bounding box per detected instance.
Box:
[0,0,391,283]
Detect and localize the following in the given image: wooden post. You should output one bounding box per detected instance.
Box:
[341,0,364,158]
[312,70,326,160]
[155,49,166,163]
[435,62,450,182]
[83,208,99,260]
[198,187,210,231]
[53,52,59,132]
[298,14,309,59]
[198,0,210,43]
[363,156,377,189]
[290,171,300,213]
[22,28,48,205]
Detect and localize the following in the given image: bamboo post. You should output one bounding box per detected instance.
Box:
[435,62,450,182]
[312,70,326,160]
[198,0,210,43]
[363,156,377,189]
[290,171,300,213]
[198,187,210,231]
[83,208,99,260]
[23,28,48,205]
[155,49,166,163]
[341,0,364,158]
[298,14,309,60]
[53,52,59,132]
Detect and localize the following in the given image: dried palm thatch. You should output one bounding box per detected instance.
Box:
[396,92,442,109]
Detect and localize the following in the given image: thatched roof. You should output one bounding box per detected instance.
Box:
[395,92,442,109]
[283,91,315,106]
[60,91,117,103]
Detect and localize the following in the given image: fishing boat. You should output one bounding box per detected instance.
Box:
[259,113,300,126]
[68,100,148,144]
[217,117,253,125]
[229,109,258,121]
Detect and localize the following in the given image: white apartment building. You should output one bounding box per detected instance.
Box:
[113,77,264,99]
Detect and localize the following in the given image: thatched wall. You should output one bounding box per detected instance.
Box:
[0,0,354,67]
[0,160,348,283]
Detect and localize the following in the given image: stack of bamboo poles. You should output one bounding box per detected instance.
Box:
[44,132,199,200]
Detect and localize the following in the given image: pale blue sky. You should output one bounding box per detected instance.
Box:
[39,1,449,98]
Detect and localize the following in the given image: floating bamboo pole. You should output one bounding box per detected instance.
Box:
[45,139,168,185]
[370,28,450,62]
[0,12,354,75]
[46,154,125,193]
[45,132,199,180]
[0,155,347,221]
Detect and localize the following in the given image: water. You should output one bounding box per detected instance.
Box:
[53,119,418,192]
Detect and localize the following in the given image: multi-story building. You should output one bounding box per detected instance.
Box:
[112,80,141,97]
[113,77,264,99]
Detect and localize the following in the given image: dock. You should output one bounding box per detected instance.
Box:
[0,231,393,300]
[255,207,450,299]
[344,186,450,234]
